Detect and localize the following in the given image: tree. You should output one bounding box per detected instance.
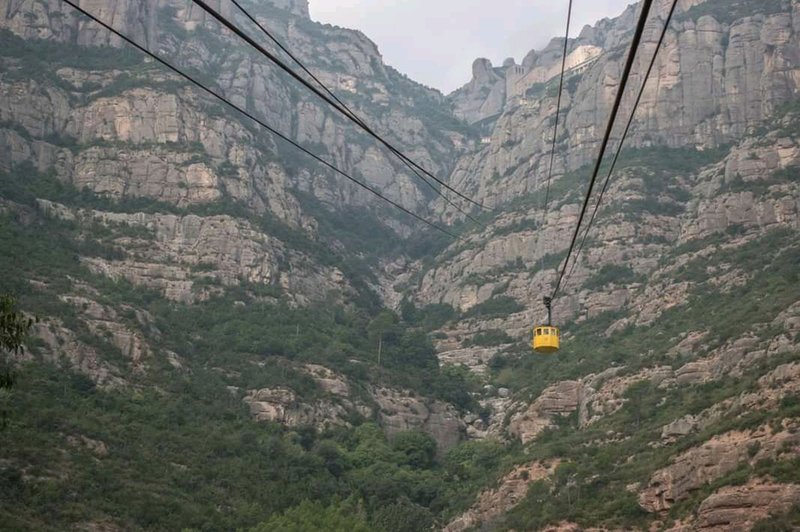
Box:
[0,295,35,429]
[372,497,435,532]
[367,310,399,366]
[392,431,437,469]
[0,295,34,357]
[249,500,370,532]
[395,330,438,370]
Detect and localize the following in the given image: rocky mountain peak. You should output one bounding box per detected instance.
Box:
[448,0,714,126]
[471,57,497,82]
[1,0,799,529]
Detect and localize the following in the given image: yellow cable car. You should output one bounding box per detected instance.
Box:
[532,296,560,354]
[532,325,560,353]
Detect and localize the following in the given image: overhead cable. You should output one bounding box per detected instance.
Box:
[59,0,458,239]
[542,0,574,223]
[551,0,656,300]
[193,0,493,214]
[563,0,679,291]
[534,0,574,284]
[228,0,486,229]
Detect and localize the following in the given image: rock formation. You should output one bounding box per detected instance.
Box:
[443,461,559,531]
[1,0,799,528]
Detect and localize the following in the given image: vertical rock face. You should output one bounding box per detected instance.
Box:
[508,380,583,443]
[0,0,470,222]
[369,386,466,450]
[38,200,346,304]
[449,58,507,125]
[243,387,353,430]
[444,0,800,211]
[239,368,467,451]
[0,0,163,46]
[416,104,800,332]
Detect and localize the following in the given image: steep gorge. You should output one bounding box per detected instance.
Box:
[0,0,798,530]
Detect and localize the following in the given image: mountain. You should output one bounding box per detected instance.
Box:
[0,0,798,530]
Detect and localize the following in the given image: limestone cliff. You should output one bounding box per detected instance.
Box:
[1,0,799,529]
[403,0,800,528]
[445,0,800,210]
[0,0,473,224]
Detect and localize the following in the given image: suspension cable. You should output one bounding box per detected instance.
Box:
[562,0,679,291]
[228,0,486,229]
[59,0,458,239]
[551,0,655,300]
[192,0,493,213]
[532,0,574,313]
[542,0,574,224]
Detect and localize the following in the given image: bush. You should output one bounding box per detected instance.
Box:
[463,296,524,319]
[371,497,435,532]
[582,264,642,290]
[250,500,370,532]
[392,431,437,469]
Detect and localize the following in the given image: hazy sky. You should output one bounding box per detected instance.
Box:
[308,0,634,93]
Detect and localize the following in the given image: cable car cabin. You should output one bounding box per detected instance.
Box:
[532,326,560,353]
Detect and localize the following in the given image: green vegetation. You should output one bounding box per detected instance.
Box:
[753,504,800,531]
[0,359,514,530]
[1,3,799,529]
[463,329,514,347]
[583,264,644,290]
[0,295,35,357]
[0,295,35,429]
[463,296,524,319]
[250,500,371,531]
[400,301,457,331]
[0,203,496,529]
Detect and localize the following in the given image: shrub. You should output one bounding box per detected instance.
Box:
[463,296,524,319]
